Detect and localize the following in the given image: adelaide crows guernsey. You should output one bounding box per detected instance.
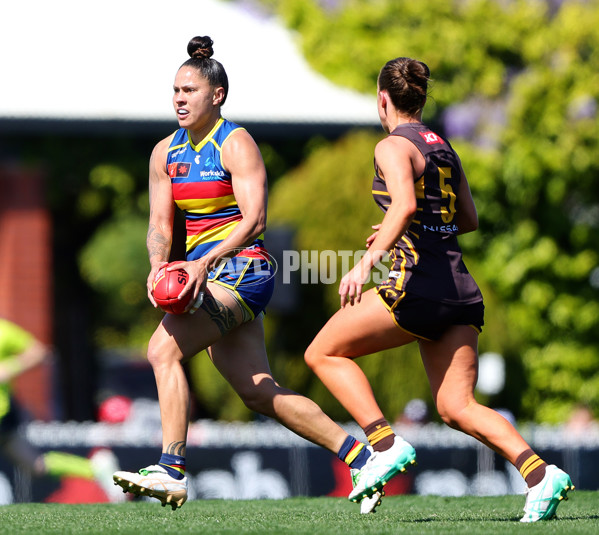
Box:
[166,118,264,261]
[373,123,482,304]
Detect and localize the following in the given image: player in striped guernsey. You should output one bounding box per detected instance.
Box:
[304,57,573,521]
[167,118,265,262]
[113,35,378,513]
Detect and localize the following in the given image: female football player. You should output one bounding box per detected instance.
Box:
[113,36,380,513]
[304,56,573,522]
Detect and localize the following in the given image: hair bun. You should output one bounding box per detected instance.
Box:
[187,36,214,59]
[378,57,430,116]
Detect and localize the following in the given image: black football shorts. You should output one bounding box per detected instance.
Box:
[376,281,484,341]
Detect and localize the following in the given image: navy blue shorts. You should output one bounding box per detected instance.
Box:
[208,254,275,319]
[376,282,484,341]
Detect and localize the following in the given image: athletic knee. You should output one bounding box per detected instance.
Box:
[146,337,176,369]
[236,381,278,415]
[304,342,323,371]
[436,401,475,431]
[146,342,159,368]
[438,410,461,430]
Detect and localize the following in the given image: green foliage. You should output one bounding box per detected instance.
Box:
[261,0,547,109]
[78,214,154,336]
[476,2,599,419]
[77,164,137,218]
[259,0,599,423]
[523,342,599,424]
[76,163,159,351]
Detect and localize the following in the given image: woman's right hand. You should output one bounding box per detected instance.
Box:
[339,261,372,308]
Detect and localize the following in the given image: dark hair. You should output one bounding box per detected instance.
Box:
[378,57,430,116]
[180,36,229,106]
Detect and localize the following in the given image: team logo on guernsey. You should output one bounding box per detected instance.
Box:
[419,131,444,145]
[168,162,191,178]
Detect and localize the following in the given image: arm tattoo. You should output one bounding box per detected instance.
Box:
[147,223,171,261]
[203,295,239,335]
[166,441,186,456]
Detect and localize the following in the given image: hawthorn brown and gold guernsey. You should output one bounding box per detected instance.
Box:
[372,122,482,306]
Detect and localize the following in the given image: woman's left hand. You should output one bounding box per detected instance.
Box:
[366,224,382,248]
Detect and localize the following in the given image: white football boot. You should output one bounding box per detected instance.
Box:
[348,437,416,503]
[520,465,573,522]
[113,464,187,510]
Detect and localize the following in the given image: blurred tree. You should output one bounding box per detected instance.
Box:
[477,2,599,422]
[78,210,161,349]
[256,0,599,423]
[70,162,161,352]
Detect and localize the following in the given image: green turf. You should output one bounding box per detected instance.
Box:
[0,492,597,534]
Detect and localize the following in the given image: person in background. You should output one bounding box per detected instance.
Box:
[112,36,379,514]
[565,404,598,435]
[0,317,122,502]
[304,56,573,522]
[396,398,429,427]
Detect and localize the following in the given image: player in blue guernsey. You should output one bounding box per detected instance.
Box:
[166,118,266,263]
[304,57,572,521]
[114,36,379,513]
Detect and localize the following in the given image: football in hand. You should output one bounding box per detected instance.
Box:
[152,263,192,314]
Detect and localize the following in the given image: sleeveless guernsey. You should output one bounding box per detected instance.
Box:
[166,118,264,261]
[372,123,482,304]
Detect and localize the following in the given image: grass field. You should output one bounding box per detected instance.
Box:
[0,492,597,534]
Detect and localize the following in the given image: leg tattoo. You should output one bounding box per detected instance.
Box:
[203,295,239,335]
[166,441,186,456]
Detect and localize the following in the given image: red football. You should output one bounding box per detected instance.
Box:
[152,263,192,314]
